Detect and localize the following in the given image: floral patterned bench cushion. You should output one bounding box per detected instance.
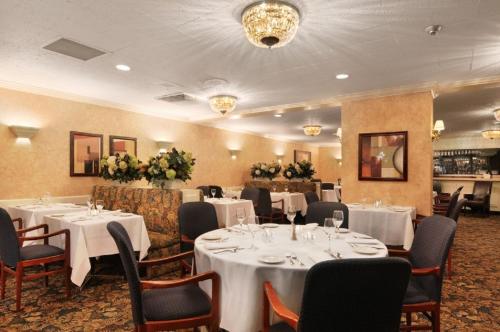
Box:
[245,180,317,193]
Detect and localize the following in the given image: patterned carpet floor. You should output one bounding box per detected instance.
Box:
[0,215,498,331]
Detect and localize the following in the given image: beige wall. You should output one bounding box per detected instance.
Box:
[317,146,342,183]
[433,136,500,150]
[341,92,434,215]
[0,87,319,199]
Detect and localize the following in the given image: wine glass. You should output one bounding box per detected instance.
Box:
[246,216,259,250]
[284,185,289,192]
[272,184,277,192]
[324,218,335,254]
[96,199,104,215]
[287,205,296,223]
[236,208,246,230]
[42,192,52,205]
[210,188,216,198]
[86,199,93,216]
[333,210,344,238]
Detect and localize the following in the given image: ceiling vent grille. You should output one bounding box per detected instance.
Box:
[157,93,194,103]
[43,38,106,61]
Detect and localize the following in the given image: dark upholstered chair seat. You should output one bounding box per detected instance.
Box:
[143,284,212,321]
[269,322,295,332]
[271,207,283,215]
[148,231,179,250]
[403,277,431,304]
[20,244,64,261]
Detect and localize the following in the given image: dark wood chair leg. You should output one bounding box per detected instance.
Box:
[433,307,440,332]
[65,265,71,298]
[15,265,23,311]
[0,262,5,300]
[406,312,412,327]
[44,264,49,287]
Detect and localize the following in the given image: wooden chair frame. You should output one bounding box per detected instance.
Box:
[134,251,220,332]
[257,198,285,224]
[263,281,298,332]
[389,249,442,332]
[0,223,71,311]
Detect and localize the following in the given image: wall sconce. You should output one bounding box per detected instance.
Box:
[276,154,284,164]
[432,120,445,141]
[10,125,39,144]
[336,158,342,166]
[156,141,172,154]
[336,128,342,143]
[229,149,240,160]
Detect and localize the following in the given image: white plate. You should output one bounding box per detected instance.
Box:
[353,246,379,255]
[349,203,361,206]
[50,214,65,217]
[354,234,372,239]
[120,213,134,217]
[261,223,279,228]
[258,255,285,264]
[391,208,408,212]
[202,234,222,241]
[338,228,349,233]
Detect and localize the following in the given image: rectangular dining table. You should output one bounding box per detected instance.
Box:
[44,210,150,286]
[204,198,256,227]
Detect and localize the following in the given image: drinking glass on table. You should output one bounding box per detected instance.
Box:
[42,192,52,205]
[333,210,344,238]
[284,184,288,192]
[95,200,104,215]
[210,188,216,198]
[287,205,296,223]
[236,207,246,230]
[324,218,335,254]
[86,199,93,216]
[246,217,259,250]
[272,184,277,192]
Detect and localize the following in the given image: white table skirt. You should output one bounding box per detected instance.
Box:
[195,225,387,332]
[322,190,339,202]
[270,192,307,216]
[44,211,150,286]
[7,204,87,245]
[347,205,416,249]
[205,198,256,228]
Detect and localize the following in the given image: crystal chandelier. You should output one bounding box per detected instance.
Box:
[303,125,322,136]
[209,95,238,115]
[241,1,300,49]
[482,129,500,139]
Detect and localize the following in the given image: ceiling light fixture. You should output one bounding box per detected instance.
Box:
[425,24,443,36]
[432,120,445,141]
[482,129,500,140]
[241,1,300,49]
[115,64,131,71]
[336,73,349,80]
[209,95,238,115]
[303,125,322,136]
[274,114,283,118]
[494,108,500,121]
[336,128,342,142]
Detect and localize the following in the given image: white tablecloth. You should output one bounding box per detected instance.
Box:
[322,190,339,202]
[205,198,256,228]
[44,211,151,286]
[347,204,416,249]
[270,192,307,216]
[7,203,87,245]
[195,225,387,332]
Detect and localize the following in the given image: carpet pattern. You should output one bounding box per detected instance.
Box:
[0,215,498,331]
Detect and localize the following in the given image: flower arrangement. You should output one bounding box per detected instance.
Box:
[99,153,143,183]
[250,161,282,180]
[283,160,316,180]
[143,148,195,188]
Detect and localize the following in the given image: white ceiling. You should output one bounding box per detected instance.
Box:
[1,0,500,143]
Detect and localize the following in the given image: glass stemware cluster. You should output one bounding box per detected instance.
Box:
[324,210,344,254]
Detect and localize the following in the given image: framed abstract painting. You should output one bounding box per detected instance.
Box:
[109,135,137,157]
[70,131,103,177]
[294,150,311,163]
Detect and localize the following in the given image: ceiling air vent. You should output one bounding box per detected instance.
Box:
[43,38,106,61]
[157,93,194,103]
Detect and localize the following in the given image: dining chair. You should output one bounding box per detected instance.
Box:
[320,182,334,190]
[446,199,467,279]
[208,185,223,198]
[256,188,284,224]
[305,202,349,228]
[389,215,456,332]
[0,208,71,311]
[179,202,219,252]
[241,187,260,208]
[107,222,220,332]
[433,189,460,217]
[304,191,319,205]
[435,186,463,205]
[263,258,411,332]
[463,181,492,217]
[197,186,210,197]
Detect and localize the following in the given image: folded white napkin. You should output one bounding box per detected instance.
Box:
[205,243,239,250]
[309,251,333,263]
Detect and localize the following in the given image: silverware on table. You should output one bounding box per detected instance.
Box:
[291,254,305,266]
[285,253,295,265]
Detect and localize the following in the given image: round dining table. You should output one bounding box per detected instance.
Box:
[194,224,387,332]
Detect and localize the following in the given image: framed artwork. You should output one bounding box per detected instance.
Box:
[70,131,103,177]
[109,135,137,157]
[294,150,311,163]
[358,131,408,181]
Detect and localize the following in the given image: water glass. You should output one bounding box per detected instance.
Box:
[333,210,344,237]
[324,218,335,254]
[96,200,104,215]
[210,188,216,198]
[287,205,296,223]
[236,207,246,230]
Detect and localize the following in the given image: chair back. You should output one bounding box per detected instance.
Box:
[449,199,466,222]
[209,185,223,198]
[256,188,273,216]
[197,186,210,196]
[297,258,411,332]
[178,202,219,252]
[241,187,260,207]
[472,181,492,200]
[321,183,334,190]
[106,222,144,326]
[305,202,349,227]
[304,191,320,205]
[409,215,456,302]
[0,208,21,268]
[445,190,461,217]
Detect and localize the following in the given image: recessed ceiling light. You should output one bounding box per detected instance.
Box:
[274,114,283,118]
[229,114,241,119]
[425,25,443,36]
[336,73,349,80]
[115,64,131,71]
